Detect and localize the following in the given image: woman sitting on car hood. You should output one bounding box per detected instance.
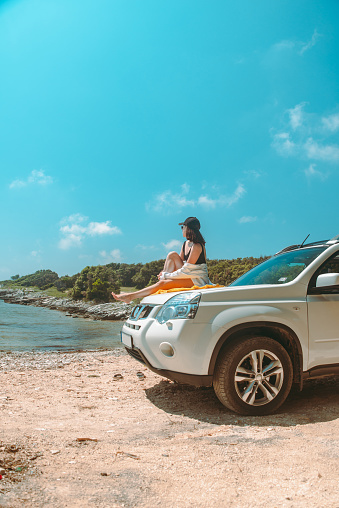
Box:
[112,217,212,303]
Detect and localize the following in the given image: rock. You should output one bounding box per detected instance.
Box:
[0,289,134,321]
[76,438,98,442]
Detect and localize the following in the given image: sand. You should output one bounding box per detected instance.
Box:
[1,349,339,507]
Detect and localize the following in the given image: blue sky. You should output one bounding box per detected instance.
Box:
[1,0,339,278]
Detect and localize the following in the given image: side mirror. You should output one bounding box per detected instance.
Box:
[316,273,339,288]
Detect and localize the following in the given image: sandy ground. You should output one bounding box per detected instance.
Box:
[0,349,339,508]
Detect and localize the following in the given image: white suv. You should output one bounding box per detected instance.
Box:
[121,236,339,415]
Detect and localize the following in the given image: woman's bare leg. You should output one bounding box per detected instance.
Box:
[112,251,188,303]
[162,251,183,273]
[112,278,194,304]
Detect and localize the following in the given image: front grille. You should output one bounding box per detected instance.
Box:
[125,346,145,365]
[125,322,141,330]
[129,304,155,321]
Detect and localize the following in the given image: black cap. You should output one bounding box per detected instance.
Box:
[178,217,201,230]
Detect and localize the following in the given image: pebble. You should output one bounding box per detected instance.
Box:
[0,350,126,371]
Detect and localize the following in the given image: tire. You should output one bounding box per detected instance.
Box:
[213,336,293,416]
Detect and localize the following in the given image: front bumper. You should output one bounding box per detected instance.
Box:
[125,345,213,387]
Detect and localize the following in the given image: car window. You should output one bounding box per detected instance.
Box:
[308,253,339,294]
[231,247,327,286]
[316,253,339,276]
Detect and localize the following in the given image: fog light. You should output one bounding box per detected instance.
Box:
[159,342,175,357]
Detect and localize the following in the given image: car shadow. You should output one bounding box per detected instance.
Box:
[144,375,339,427]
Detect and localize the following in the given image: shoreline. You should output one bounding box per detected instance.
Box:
[0,288,134,321]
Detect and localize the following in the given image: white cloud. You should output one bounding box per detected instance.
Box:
[148,182,246,214]
[272,29,321,57]
[10,169,53,189]
[272,104,339,170]
[181,183,190,194]
[198,195,217,209]
[60,213,88,225]
[238,216,257,224]
[59,233,83,250]
[304,163,326,180]
[304,138,339,162]
[9,179,26,189]
[99,249,122,263]
[111,249,122,262]
[87,221,121,236]
[272,132,296,156]
[244,170,262,179]
[299,29,321,55]
[162,239,182,251]
[288,103,306,130]
[147,184,195,213]
[59,214,122,250]
[322,113,339,132]
[28,170,53,185]
[222,183,246,207]
[196,184,246,209]
[272,40,295,52]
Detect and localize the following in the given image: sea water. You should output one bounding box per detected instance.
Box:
[0,299,124,351]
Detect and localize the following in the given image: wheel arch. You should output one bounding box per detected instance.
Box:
[208,321,303,388]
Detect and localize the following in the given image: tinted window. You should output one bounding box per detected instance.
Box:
[231,247,327,286]
[308,252,339,293]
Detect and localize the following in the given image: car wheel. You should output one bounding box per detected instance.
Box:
[213,336,293,416]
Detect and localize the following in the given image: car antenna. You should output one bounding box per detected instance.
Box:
[300,234,310,247]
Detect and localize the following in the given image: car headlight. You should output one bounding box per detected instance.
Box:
[156,292,201,324]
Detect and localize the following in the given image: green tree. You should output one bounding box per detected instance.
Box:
[14,269,59,289]
[86,278,109,301]
[71,265,120,301]
[132,260,164,288]
[54,274,78,292]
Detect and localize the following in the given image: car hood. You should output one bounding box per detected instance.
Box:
[141,281,307,305]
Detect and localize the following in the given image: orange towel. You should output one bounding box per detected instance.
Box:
[154,284,224,295]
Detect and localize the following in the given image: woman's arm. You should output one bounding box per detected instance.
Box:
[179,242,185,262]
[186,243,203,264]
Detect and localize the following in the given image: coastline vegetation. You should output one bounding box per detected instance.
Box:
[0,255,269,303]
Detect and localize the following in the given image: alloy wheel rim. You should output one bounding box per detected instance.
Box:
[234,349,284,406]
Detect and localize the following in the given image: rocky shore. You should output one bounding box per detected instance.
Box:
[0,288,134,321]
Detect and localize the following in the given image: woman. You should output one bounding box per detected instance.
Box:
[112,216,211,303]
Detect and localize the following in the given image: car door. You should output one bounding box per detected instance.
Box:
[307,252,339,369]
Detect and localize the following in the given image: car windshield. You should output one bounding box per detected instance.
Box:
[230,246,327,286]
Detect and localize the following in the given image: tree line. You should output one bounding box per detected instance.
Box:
[1,255,269,302]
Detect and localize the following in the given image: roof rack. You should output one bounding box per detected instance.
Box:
[274,234,339,257]
[274,244,300,256]
[326,234,339,245]
[274,239,333,256]
[302,240,330,247]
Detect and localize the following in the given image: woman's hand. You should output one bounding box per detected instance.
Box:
[157,271,163,280]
